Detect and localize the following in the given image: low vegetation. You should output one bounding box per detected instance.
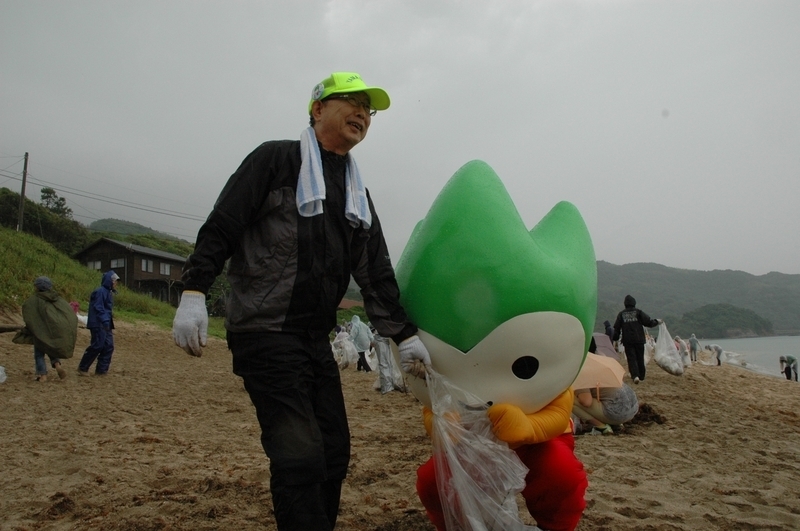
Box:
[0,226,225,339]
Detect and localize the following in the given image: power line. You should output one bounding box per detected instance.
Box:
[0,157,205,241]
[0,169,207,222]
[27,172,207,221]
[1,159,23,172]
[0,168,203,240]
[30,159,207,212]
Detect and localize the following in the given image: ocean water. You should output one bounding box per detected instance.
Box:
[696,335,800,379]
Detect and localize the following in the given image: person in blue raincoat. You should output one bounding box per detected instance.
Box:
[78,270,119,376]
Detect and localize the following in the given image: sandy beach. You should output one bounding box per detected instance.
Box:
[1,319,799,531]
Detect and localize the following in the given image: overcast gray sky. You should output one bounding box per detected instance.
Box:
[2,1,798,275]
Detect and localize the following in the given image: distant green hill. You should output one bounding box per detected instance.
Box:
[345,260,799,337]
[89,219,188,242]
[596,261,800,336]
[662,303,773,339]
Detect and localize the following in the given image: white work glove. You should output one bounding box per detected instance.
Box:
[172,291,208,357]
[656,319,664,325]
[398,335,432,379]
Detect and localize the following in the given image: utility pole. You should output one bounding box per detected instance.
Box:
[16,152,29,232]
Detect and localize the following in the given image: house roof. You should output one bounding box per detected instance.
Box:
[74,237,188,263]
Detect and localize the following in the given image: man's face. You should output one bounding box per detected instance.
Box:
[311,91,373,155]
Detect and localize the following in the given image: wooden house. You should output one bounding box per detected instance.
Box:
[73,238,187,305]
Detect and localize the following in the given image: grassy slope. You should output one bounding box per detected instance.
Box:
[0,227,225,339]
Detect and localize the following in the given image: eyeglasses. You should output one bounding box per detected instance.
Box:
[324,94,377,116]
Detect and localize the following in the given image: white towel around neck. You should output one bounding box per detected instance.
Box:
[297,127,372,229]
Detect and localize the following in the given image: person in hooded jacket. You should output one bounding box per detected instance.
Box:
[349,315,374,372]
[612,295,661,384]
[15,276,78,382]
[705,344,724,366]
[78,270,119,376]
[688,333,701,362]
[603,320,614,341]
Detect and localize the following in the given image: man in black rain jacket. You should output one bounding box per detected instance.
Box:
[613,294,661,384]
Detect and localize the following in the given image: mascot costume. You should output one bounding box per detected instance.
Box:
[392,161,595,531]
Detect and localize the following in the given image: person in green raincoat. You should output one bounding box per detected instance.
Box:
[14,276,78,382]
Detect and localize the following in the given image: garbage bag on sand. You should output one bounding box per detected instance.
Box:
[332,332,359,370]
[372,335,406,394]
[654,322,684,376]
[427,369,541,531]
[602,384,639,424]
[366,347,378,372]
[644,338,654,367]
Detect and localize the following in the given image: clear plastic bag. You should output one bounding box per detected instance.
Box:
[427,369,541,531]
[654,322,684,376]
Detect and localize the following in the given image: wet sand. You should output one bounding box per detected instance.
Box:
[1,321,799,530]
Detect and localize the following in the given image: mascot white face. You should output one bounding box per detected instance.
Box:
[391,161,597,414]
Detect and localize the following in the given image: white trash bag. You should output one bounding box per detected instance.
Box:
[372,335,406,394]
[427,369,541,531]
[332,332,359,370]
[676,338,692,368]
[366,347,378,372]
[654,322,684,376]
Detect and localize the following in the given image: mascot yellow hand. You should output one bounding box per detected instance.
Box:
[487,389,574,448]
[422,407,461,437]
[422,407,434,438]
[421,406,465,445]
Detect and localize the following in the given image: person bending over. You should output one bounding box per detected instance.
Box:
[705,344,724,366]
[572,384,639,435]
[780,355,798,381]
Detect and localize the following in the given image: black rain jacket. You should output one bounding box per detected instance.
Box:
[182,140,417,344]
[612,295,658,346]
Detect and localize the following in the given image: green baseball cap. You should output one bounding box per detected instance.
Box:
[308,72,390,114]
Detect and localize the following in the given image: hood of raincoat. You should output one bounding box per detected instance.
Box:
[102,270,119,290]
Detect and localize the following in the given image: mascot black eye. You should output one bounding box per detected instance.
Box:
[511,356,539,380]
